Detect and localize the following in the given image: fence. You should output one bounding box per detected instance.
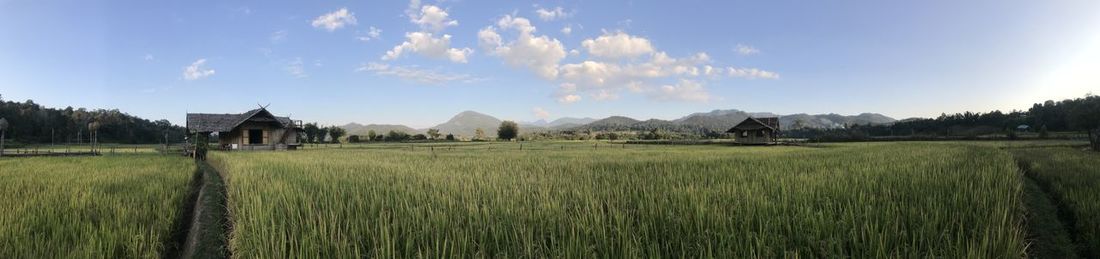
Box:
[0,143,188,157]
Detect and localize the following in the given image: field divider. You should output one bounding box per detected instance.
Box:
[1016,159,1085,258]
[165,160,231,259]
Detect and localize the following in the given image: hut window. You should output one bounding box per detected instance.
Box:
[248,129,263,144]
[741,131,748,137]
[756,130,764,137]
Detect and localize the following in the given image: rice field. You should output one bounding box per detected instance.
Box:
[1014,147,1100,257]
[0,154,195,258]
[209,142,1027,257]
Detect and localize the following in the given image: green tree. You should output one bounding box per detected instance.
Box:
[303,123,320,143]
[427,129,441,140]
[366,130,377,142]
[318,126,330,143]
[1038,125,1049,139]
[497,121,518,141]
[327,126,346,143]
[445,133,455,141]
[386,130,410,141]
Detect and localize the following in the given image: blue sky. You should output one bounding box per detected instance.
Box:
[2,0,1098,127]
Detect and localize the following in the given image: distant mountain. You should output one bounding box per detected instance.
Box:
[674,109,754,132]
[341,123,421,135]
[580,116,642,131]
[343,109,895,138]
[778,113,896,129]
[546,117,597,128]
[674,109,896,130]
[431,110,503,137]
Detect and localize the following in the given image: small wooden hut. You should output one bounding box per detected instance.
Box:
[727,117,780,145]
[186,107,303,150]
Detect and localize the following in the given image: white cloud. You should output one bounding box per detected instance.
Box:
[560,25,572,36]
[555,83,582,104]
[653,79,711,102]
[479,15,567,79]
[383,32,473,63]
[183,59,215,80]
[143,54,154,61]
[591,89,619,101]
[532,107,550,119]
[270,30,287,43]
[535,7,571,21]
[285,58,307,78]
[559,61,620,86]
[311,8,357,31]
[734,44,760,55]
[357,62,478,85]
[412,5,458,32]
[727,67,780,79]
[357,26,382,42]
[581,32,655,59]
[558,94,581,104]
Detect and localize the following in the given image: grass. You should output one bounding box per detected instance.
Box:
[1014,147,1100,257]
[210,142,1027,257]
[0,154,195,258]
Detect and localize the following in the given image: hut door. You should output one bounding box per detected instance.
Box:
[248,129,263,144]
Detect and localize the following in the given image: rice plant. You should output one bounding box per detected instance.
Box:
[0,154,194,258]
[1014,147,1100,257]
[210,142,1026,258]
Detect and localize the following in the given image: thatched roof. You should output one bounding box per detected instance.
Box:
[186,108,294,133]
[727,117,780,132]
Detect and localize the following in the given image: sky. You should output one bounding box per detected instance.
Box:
[1,0,1099,128]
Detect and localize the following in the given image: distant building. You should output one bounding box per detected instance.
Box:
[186,107,303,150]
[727,117,780,145]
[1016,125,1030,132]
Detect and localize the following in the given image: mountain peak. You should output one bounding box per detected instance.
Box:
[433,110,503,137]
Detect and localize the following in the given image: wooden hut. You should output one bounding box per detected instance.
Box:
[186,107,303,150]
[726,117,780,145]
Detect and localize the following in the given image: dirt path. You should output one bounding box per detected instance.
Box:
[1017,160,1081,258]
[164,160,231,259]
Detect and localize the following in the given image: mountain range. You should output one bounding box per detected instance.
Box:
[341,109,898,137]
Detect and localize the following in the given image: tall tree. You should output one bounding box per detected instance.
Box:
[427,129,441,140]
[318,126,330,143]
[498,121,518,141]
[303,123,320,143]
[327,126,346,143]
[367,130,377,142]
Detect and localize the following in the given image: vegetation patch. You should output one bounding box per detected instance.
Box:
[210,142,1026,257]
[0,155,193,258]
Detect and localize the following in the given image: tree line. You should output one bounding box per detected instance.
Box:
[0,95,185,146]
[338,121,521,143]
[786,94,1100,146]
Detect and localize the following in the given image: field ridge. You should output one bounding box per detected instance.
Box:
[1017,159,1088,258]
[173,161,231,259]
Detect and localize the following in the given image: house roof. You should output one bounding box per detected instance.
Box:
[727,117,780,132]
[186,108,294,133]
